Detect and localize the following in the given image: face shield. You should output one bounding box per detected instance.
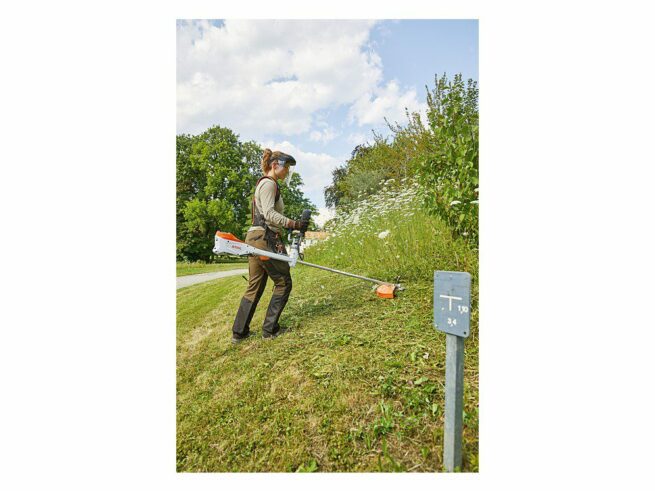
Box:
[276,154,297,186]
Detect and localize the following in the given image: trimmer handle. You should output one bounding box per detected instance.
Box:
[299,209,312,239]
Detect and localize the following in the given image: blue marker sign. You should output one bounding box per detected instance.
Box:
[434,271,471,338]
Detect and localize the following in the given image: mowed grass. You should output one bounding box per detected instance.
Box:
[176,187,478,472]
[177,261,248,277]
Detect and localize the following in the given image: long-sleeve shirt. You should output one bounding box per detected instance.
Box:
[249,178,292,235]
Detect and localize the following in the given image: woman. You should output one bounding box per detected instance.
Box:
[231,149,309,343]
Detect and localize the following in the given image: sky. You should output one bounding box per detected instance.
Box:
[176,19,478,225]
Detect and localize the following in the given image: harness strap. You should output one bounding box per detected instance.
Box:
[251,176,280,226]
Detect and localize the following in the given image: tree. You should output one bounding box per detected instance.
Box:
[176,126,261,261]
[278,173,318,230]
[176,133,197,260]
[324,165,348,208]
[177,125,318,260]
[323,140,395,208]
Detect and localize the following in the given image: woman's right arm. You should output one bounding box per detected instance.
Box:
[258,180,296,229]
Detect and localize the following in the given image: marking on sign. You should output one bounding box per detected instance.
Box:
[434,271,471,338]
[439,294,463,311]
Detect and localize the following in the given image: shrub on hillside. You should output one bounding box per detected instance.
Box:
[418,74,479,245]
[324,73,479,245]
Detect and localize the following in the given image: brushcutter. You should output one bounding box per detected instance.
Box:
[212,209,403,299]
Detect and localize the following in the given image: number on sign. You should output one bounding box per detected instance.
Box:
[458,305,469,314]
[447,317,457,326]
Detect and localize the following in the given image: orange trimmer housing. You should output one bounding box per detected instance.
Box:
[375,284,397,299]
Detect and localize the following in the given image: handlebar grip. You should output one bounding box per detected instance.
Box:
[299,209,312,238]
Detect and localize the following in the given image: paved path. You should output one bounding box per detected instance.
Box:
[176,269,248,290]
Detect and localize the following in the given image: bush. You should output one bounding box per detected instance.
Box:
[323,73,479,246]
[418,74,479,245]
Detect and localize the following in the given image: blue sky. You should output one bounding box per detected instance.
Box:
[177,19,478,221]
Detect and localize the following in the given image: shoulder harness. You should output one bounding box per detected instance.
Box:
[251,176,280,227]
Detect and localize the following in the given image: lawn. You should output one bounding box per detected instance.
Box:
[176,187,478,472]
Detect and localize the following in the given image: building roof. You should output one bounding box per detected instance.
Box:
[305,231,330,240]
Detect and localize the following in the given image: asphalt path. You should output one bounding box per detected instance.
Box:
[176,268,248,290]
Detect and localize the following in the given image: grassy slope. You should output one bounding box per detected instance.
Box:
[177,190,478,472]
[177,261,248,277]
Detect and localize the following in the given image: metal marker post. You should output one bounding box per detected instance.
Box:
[434,271,471,472]
[444,333,465,471]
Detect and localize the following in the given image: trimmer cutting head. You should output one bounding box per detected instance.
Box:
[375,283,403,299]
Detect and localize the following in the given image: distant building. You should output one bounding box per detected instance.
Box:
[286,231,330,254]
[304,231,330,241]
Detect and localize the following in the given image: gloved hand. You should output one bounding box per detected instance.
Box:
[289,218,309,232]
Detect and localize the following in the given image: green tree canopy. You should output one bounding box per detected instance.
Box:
[177,126,261,261]
[177,125,317,261]
[278,173,318,231]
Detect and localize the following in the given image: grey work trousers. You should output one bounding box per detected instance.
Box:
[231,229,292,339]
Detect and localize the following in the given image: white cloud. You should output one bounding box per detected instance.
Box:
[177,20,431,207]
[348,80,428,127]
[261,140,345,209]
[177,20,383,138]
[309,127,338,143]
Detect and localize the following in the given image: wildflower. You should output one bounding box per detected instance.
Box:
[470,200,479,204]
[423,353,429,360]
[378,230,390,239]
[449,200,461,206]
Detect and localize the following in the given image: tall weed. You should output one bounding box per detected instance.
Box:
[308,179,477,286]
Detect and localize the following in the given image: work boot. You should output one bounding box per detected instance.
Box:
[231,332,254,344]
[262,327,288,340]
